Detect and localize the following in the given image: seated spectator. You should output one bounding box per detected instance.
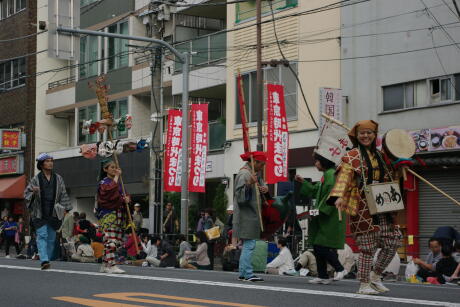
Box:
[141,235,160,267]
[453,241,460,263]
[415,238,442,281]
[432,226,460,249]
[124,231,141,260]
[76,213,95,240]
[177,235,191,268]
[434,245,458,284]
[91,233,104,263]
[185,231,211,270]
[152,236,176,267]
[222,243,241,272]
[266,237,295,275]
[295,250,318,276]
[71,235,96,263]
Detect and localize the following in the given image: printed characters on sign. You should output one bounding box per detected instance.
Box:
[189,104,208,193]
[164,110,183,192]
[266,84,289,184]
[319,88,343,131]
[0,130,21,150]
[316,119,351,166]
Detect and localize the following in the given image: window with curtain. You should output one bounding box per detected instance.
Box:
[235,0,297,23]
[107,99,128,139]
[0,57,26,90]
[78,105,98,144]
[235,63,298,125]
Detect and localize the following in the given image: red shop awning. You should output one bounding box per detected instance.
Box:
[0,175,26,199]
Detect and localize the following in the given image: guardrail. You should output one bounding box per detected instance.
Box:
[48,75,76,90]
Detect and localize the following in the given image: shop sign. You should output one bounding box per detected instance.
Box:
[410,126,460,152]
[0,129,21,150]
[0,155,24,175]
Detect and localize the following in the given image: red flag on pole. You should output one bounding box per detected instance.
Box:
[188,104,208,193]
[237,74,251,153]
[266,84,289,184]
[164,109,183,192]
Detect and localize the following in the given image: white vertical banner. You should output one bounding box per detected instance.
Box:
[316,120,351,166]
[319,87,343,132]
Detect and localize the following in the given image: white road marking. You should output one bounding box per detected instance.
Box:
[0,264,458,307]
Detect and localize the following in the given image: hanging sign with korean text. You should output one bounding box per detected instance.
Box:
[319,88,343,132]
[164,110,183,192]
[189,104,208,193]
[316,119,351,166]
[266,84,289,184]
[0,129,21,150]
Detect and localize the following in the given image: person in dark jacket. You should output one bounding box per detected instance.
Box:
[3,216,20,258]
[24,153,72,270]
[435,245,459,284]
[152,236,176,267]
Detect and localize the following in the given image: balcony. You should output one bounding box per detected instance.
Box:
[174,31,226,72]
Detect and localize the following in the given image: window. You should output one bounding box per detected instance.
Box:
[79,35,99,78]
[78,105,98,144]
[382,74,460,112]
[236,0,297,23]
[430,76,453,103]
[107,99,128,139]
[0,57,26,91]
[108,21,129,71]
[80,0,98,7]
[79,21,128,78]
[235,63,298,124]
[0,0,25,19]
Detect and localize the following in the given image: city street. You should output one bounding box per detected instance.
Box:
[0,258,458,307]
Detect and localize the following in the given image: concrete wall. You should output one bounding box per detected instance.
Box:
[341,0,460,131]
[35,0,71,164]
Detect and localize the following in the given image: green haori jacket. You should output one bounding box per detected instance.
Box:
[300,168,346,249]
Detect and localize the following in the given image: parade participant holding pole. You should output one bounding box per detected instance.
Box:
[24,153,72,270]
[96,160,130,274]
[234,151,268,282]
[328,120,402,295]
[295,153,346,285]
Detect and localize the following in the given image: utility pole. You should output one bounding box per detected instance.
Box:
[256,0,263,151]
[149,46,163,235]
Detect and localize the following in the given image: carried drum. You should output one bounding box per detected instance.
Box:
[364,129,416,215]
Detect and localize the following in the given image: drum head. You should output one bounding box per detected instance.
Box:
[384,129,416,159]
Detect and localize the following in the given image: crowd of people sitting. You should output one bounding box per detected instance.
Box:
[2,204,459,287]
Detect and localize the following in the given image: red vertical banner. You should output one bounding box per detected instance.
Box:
[188,104,208,193]
[237,74,251,153]
[164,110,183,192]
[266,84,289,184]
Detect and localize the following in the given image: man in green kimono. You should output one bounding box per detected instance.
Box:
[295,153,346,284]
[233,151,268,282]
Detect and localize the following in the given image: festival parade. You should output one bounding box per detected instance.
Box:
[1,0,460,306]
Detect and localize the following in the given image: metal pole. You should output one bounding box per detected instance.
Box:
[180,52,190,235]
[256,0,263,151]
[149,50,156,234]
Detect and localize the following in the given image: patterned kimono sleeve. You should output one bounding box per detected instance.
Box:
[329,163,354,199]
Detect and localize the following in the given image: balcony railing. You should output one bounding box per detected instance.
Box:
[174,31,226,72]
[48,76,76,90]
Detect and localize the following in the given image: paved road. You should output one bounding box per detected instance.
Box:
[0,258,458,307]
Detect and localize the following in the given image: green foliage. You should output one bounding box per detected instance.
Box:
[213,184,228,222]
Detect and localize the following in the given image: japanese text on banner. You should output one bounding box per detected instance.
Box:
[319,88,343,132]
[189,104,208,193]
[266,84,289,184]
[316,120,351,166]
[164,110,183,192]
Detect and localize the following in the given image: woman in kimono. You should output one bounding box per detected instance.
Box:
[96,160,130,274]
[328,120,402,295]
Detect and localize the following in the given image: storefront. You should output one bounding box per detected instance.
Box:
[0,154,26,220]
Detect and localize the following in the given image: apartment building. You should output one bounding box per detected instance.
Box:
[341,0,460,257]
[0,0,35,219]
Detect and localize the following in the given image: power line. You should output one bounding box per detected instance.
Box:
[267,0,318,128]
[420,0,460,52]
[0,30,48,43]
[0,49,47,63]
[81,0,107,15]
[156,0,248,6]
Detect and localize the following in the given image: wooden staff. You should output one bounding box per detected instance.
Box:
[320,113,460,209]
[91,76,140,254]
[238,70,264,232]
